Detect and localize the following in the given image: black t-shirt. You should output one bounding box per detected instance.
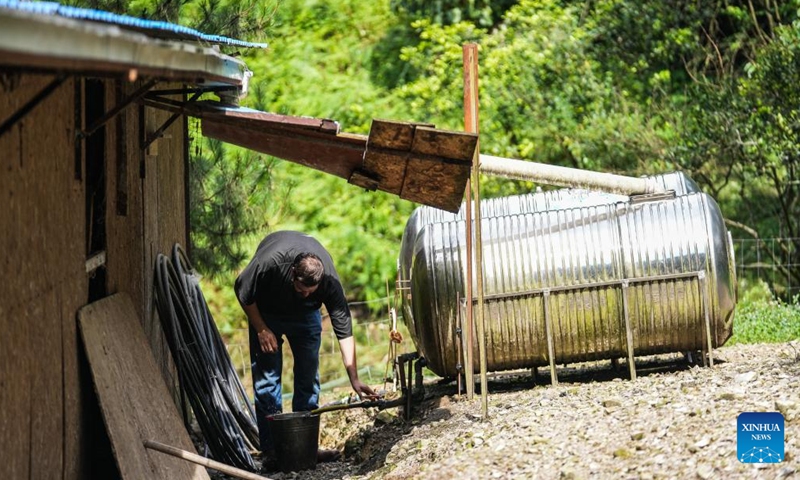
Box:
[234,231,353,339]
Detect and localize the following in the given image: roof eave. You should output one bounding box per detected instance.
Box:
[0,8,251,89]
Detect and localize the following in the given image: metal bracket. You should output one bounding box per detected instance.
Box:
[79,78,159,139]
[142,91,202,152]
[541,289,558,386]
[630,190,676,204]
[0,74,68,138]
[620,279,637,380]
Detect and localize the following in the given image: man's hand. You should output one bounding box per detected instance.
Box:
[350,378,378,400]
[257,327,278,353]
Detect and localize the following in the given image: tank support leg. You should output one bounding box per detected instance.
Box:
[699,272,715,367]
[621,280,637,381]
[542,290,558,386]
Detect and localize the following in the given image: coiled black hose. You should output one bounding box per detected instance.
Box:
[154,245,259,471]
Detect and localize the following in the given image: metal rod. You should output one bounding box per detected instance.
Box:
[474,270,704,303]
[0,75,67,138]
[396,356,408,420]
[144,440,271,480]
[542,290,558,386]
[143,91,201,151]
[700,272,715,367]
[81,78,158,138]
[148,85,238,96]
[406,356,413,419]
[479,154,667,195]
[621,280,637,381]
[463,42,488,420]
[456,293,463,396]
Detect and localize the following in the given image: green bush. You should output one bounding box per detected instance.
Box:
[729,280,800,345]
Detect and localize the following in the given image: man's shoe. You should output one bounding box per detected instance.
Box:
[317,449,341,463]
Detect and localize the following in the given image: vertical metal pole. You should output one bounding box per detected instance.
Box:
[542,290,558,386]
[463,55,476,402]
[463,43,488,418]
[621,280,637,380]
[456,293,464,396]
[699,272,715,367]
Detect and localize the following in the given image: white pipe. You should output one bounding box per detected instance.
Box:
[479,154,666,195]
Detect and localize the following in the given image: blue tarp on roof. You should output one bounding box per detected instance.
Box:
[0,0,268,49]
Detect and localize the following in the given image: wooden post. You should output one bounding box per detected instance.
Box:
[463,43,488,418]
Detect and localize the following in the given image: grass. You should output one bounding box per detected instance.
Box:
[728,280,800,345]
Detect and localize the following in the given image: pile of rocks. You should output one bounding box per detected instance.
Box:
[246,341,799,480]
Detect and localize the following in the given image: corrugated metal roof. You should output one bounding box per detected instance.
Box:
[0,0,268,49]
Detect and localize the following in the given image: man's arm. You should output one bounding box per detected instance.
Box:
[338,336,377,399]
[241,302,278,353]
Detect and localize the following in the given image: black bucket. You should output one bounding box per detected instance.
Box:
[267,412,320,472]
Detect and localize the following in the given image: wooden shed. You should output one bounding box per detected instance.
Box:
[0,2,477,479]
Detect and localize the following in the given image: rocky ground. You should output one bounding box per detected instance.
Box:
[221,341,800,480]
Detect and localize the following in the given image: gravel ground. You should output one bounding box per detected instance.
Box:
[228,341,799,480]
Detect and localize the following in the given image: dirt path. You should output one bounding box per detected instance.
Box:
[241,342,799,480]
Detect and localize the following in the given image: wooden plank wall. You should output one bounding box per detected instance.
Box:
[1,74,189,479]
[0,73,88,480]
[105,80,187,399]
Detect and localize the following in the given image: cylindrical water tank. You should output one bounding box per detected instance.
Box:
[398,172,700,347]
[401,192,736,377]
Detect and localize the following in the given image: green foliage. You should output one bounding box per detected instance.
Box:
[391,0,516,28]
[188,129,291,277]
[479,1,669,173]
[270,162,415,308]
[90,0,800,314]
[662,21,800,291]
[66,0,277,42]
[246,0,410,130]
[729,281,800,344]
[239,0,421,309]
[393,19,486,130]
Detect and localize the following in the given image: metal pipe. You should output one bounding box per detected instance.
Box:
[479,154,667,195]
[621,280,637,380]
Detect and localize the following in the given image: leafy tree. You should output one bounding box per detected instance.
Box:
[394,1,671,197]
[391,0,516,28]
[664,24,800,294]
[242,0,418,309]
[188,129,291,276]
[66,0,278,41]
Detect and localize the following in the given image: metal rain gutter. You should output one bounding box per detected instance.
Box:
[0,7,251,89]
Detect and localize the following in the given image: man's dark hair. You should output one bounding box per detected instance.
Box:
[292,253,324,286]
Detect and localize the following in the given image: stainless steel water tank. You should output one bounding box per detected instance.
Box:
[401,191,736,377]
[398,172,700,350]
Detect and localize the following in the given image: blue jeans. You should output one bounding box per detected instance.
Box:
[249,310,322,453]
